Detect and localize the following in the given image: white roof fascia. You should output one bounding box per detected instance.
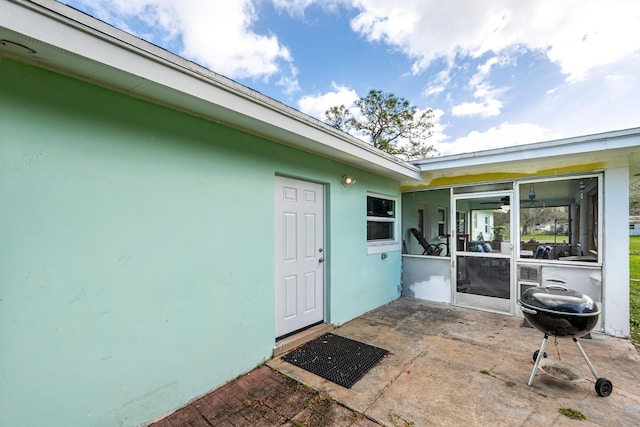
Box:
[0,0,421,181]
[412,128,640,172]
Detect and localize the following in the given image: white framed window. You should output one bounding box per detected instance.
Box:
[367,193,400,254]
[437,207,447,237]
[518,174,602,263]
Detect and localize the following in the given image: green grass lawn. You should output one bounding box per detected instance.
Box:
[631,235,640,256]
[630,236,640,346]
[521,234,570,244]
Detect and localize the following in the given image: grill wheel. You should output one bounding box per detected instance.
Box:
[595,378,613,397]
[532,350,548,362]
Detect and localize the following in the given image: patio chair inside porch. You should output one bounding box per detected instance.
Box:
[410,228,443,256]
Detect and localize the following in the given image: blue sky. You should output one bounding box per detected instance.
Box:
[59,0,640,156]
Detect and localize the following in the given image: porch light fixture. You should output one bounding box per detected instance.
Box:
[342,176,356,187]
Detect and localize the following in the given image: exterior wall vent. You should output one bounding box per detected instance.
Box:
[516,265,542,318]
[518,265,541,284]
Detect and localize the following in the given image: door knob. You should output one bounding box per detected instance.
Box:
[318,257,325,263]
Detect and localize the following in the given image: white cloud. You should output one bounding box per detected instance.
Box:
[433,122,562,156]
[450,55,508,117]
[276,64,301,95]
[271,0,346,17]
[451,99,503,118]
[297,83,359,119]
[349,0,640,82]
[271,0,318,12]
[533,57,640,139]
[344,0,640,135]
[66,0,299,85]
[424,68,452,96]
[63,0,640,146]
[177,1,293,80]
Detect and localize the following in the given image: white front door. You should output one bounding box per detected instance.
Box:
[275,176,325,338]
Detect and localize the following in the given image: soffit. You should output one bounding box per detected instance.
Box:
[404,129,640,189]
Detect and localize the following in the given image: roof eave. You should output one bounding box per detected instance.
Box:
[0,0,421,182]
[412,128,640,172]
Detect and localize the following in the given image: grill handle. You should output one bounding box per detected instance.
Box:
[545,278,568,292]
[545,284,569,292]
[520,306,537,315]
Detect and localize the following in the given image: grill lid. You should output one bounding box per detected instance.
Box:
[519,284,599,316]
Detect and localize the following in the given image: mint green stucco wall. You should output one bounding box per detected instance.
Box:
[0,59,401,426]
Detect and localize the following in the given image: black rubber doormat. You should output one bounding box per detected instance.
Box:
[282,333,388,389]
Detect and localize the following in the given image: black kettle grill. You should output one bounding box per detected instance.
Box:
[518,283,613,397]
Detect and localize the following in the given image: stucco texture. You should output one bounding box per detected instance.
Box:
[0,59,401,426]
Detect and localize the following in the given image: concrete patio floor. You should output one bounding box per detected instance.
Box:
[153,297,640,426]
[269,298,640,426]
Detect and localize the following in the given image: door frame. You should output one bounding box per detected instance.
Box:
[451,190,516,314]
[274,175,327,339]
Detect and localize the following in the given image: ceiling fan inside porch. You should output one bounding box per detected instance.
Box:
[479,196,510,207]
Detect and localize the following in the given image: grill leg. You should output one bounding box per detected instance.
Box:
[573,337,599,380]
[528,333,549,386]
